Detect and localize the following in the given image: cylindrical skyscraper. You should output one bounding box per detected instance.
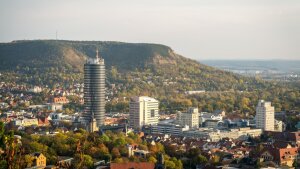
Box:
[83,50,105,131]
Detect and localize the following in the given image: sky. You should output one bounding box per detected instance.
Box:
[0,0,299,60]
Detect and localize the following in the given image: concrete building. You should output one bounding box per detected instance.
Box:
[183,127,262,142]
[29,86,42,93]
[47,103,63,111]
[199,112,223,127]
[274,120,285,132]
[255,100,275,131]
[204,119,224,129]
[82,49,105,132]
[151,122,189,136]
[177,107,199,129]
[129,96,159,129]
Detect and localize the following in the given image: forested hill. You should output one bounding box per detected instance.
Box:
[0,40,266,91]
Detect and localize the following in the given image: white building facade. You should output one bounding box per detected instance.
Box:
[255,100,275,131]
[129,96,159,129]
[177,107,199,129]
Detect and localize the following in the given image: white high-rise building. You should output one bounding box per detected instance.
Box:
[129,96,159,129]
[177,107,199,129]
[255,100,275,131]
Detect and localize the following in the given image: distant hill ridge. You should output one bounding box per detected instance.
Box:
[0,40,265,91]
[0,40,178,71]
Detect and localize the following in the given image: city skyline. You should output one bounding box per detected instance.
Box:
[0,0,299,60]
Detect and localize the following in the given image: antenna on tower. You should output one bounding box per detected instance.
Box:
[96,48,99,60]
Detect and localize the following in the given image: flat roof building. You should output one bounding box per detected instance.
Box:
[129,96,159,130]
[256,100,275,131]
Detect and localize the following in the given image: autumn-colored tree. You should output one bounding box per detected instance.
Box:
[111,147,121,159]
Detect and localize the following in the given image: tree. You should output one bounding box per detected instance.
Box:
[211,155,220,164]
[82,155,93,168]
[195,155,208,165]
[165,160,176,169]
[114,137,126,147]
[0,160,7,169]
[111,66,119,80]
[72,154,93,169]
[113,157,124,163]
[170,157,183,169]
[24,154,34,168]
[100,134,110,143]
[148,156,157,163]
[187,148,201,158]
[111,147,121,159]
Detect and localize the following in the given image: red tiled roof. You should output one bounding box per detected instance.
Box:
[110,162,155,169]
[261,147,298,162]
[264,131,300,142]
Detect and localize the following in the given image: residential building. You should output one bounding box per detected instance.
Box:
[52,96,68,104]
[274,120,285,132]
[13,118,38,127]
[177,107,199,129]
[260,146,298,167]
[264,131,300,144]
[213,110,226,117]
[129,96,159,129]
[31,153,46,168]
[82,49,105,132]
[255,100,275,131]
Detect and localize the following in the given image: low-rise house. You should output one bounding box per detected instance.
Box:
[127,144,150,158]
[13,118,38,127]
[38,117,50,126]
[52,96,68,104]
[27,152,47,168]
[260,146,298,167]
[264,131,300,144]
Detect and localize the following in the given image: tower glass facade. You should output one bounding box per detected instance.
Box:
[83,50,105,130]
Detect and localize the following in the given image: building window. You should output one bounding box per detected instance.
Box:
[151,110,155,117]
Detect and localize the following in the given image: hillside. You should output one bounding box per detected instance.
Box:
[0,40,265,91]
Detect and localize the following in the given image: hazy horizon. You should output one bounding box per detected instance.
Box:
[0,0,299,60]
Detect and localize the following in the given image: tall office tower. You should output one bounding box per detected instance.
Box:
[177,107,199,129]
[129,96,159,130]
[83,49,105,132]
[255,100,275,131]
